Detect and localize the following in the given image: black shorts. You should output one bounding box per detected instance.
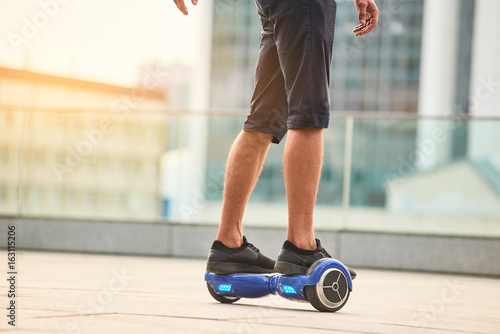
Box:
[244,0,337,144]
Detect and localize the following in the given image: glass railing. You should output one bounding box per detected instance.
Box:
[1,108,499,238]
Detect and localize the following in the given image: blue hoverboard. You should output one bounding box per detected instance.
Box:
[205,258,353,312]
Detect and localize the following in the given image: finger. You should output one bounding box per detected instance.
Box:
[354,22,371,36]
[353,22,368,33]
[357,0,367,24]
[363,23,376,35]
[173,0,188,15]
[368,9,378,29]
[365,2,379,29]
[355,27,370,36]
[358,18,377,35]
[355,22,376,36]
[353,21,369,36]
[353,24,364,32]
[191,0,198,5]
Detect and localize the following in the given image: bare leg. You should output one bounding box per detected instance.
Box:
[284,127,323,250]
[216,130,273,248]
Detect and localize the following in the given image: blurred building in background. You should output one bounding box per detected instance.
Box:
[0,67,168,219]
[205,0,499,213]
[209,0,426,112]
[397,0,500,215]
[207,0,427,206]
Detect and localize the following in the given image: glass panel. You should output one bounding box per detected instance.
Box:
[1,109,498,238]
[7,109,168,221]
[0,109,24,216]
[346,117,500,237]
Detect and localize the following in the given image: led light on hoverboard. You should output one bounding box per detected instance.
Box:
[218,284,232,292]
[282,285,297,294]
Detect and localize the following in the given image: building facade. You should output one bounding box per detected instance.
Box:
[207,0,428,206]
[0,67,168,219]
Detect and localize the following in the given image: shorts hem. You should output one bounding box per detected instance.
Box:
[243,122,285,144]
[287,113,330,130]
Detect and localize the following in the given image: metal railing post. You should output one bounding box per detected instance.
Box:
[342,116,354,230]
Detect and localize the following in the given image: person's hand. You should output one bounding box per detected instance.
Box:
[353,0,379,36]
[173,0,198,15]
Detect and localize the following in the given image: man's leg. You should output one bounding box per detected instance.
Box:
[205,0,282,275]
[283,126,323,251]
[216,130,273,248]
[276,126,357,278]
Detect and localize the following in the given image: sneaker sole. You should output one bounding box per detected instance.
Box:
[275,260,357,280]
[274,260,308,276]
[206,262,275,275]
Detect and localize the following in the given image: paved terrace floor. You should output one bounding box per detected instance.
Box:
[1,251,499,334]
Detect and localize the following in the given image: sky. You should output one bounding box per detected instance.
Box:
[0,0,202,86]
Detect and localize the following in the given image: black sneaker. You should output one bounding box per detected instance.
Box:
[206,236,276,274]
[274,239,357,279]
